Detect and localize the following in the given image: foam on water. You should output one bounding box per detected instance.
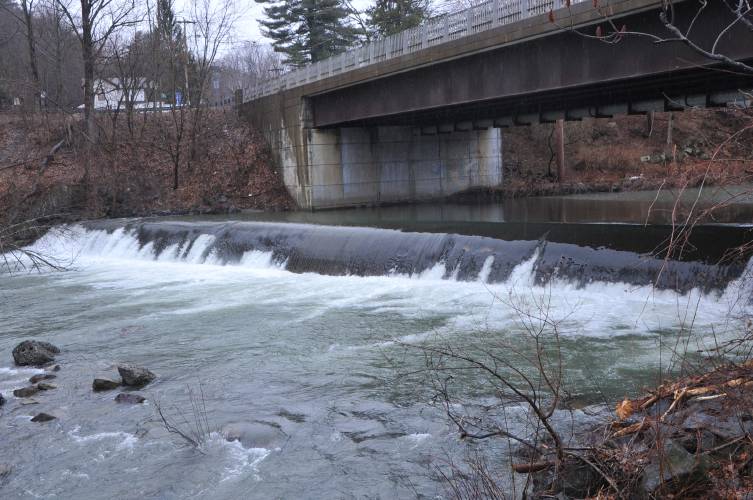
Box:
[0,366,44,376]
[202,432,270,483]
[0,366,46,393]
[403,433,431,448]
[68,427,138,451]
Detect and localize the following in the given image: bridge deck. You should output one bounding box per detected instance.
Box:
[245,0,655,100]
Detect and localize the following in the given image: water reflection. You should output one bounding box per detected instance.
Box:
[164,187,753,263]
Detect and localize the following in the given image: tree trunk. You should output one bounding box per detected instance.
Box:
[81,0,97,142]
[21,0,41,112]
[53,4,64,108]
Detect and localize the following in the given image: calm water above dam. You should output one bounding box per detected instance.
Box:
[1,191,752,498]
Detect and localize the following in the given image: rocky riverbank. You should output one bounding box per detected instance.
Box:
[521,359,753,498]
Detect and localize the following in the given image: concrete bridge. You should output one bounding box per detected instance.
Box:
[241,0,753,209]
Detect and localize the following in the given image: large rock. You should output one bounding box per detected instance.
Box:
[13,386,39,398]
[114,393,146,404]
[29,373,56,384]
[530,455,605,497]
[221,422,285,448]
[12,341,60,367]
[641,439,707,493]
[117,364,155,387]
[37,382,57,391]
[30,412,56,422]
[93,378,121,391]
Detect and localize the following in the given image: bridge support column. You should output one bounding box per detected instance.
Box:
[300,125,503,209]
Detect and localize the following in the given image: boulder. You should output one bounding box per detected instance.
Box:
[37,382,57,391]
[93,378,121,391]
[12,341,60,367]
[30,412,56,422]
[114,393,146,404]
[13,386,39,398]
[641,439,707,493]
[117,364,155,387]
[0,463,11,479]
[221,422,285,448]
[29,373,56,384]
[560,458,606,497]
[530,455,605,498]
[47,365,61,372]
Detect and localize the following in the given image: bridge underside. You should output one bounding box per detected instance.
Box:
[311,1,753,129]
[242,0,753,209]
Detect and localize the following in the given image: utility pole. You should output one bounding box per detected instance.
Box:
[177,18,195,106]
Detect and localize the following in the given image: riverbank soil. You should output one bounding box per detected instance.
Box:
[498,107,753,197]
[0,109,293,229]
[525,357,753,498]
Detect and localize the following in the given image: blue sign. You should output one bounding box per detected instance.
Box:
[175,91,183,106]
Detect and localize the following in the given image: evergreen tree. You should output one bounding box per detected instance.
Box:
[366,0,430,37]
[256,0,358,67]
[144,0,195,104]
[156,0,181,44]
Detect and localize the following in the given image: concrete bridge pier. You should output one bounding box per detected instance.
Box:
[303,125,503,209]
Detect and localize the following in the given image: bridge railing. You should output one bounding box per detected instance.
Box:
[246,0,578,101]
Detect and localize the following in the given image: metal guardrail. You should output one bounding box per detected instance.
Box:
[246,0,580,101]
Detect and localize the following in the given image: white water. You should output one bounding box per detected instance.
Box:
[19,225,753,344]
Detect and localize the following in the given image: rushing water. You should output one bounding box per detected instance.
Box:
[1,197,752,499]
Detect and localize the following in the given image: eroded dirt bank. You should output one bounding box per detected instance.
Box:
[475,107,753,199]
[0,109,293,232]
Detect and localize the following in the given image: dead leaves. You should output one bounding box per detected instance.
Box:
[610,362,753,437]
[615,398,633,421]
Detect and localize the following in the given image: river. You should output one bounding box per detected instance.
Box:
[1,190,752,498]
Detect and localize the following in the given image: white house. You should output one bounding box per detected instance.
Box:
[89,78,151,110]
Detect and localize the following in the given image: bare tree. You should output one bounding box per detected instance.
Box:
[55,0,139,140]
[0,0,42,111]
[0,0,85,112]
[0,216,71,274]
[19,0,42,110]
[215,41,281,103]
[184,0,238,165]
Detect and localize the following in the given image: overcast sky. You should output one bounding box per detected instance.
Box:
[233,2,267,43]
[173,0,375,52]
[170,0,269,51]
